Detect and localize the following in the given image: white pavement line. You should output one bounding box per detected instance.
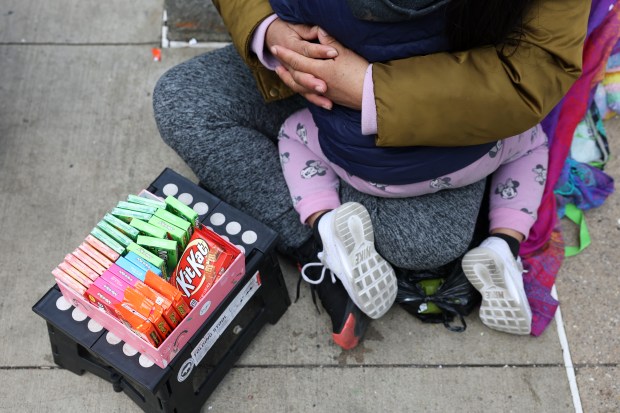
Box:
[168,41,231,49]
[162,9,169,48]
[552,285,583,413]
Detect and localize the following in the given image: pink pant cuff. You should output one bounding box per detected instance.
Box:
[489,207,536,240]
[296,192,341,224]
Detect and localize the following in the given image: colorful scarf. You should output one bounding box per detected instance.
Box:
[521,0,620,336]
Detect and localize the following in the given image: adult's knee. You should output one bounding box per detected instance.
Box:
[152,61,194,148]
[341,180,486,270]
[153,52,233,152]
[152,63,183,115]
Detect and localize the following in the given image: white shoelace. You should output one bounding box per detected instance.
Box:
[300,252,337,285]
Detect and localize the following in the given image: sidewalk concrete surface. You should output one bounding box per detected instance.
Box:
[0,1,618,412]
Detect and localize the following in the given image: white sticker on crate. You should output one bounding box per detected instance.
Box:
[178,193,193,205]
[241,230,257,245]
[106,332,122,345]
[193,202,209,216]
[87,319,103,333]
[139,354,155,368]
[226,221,241,235]
[189,272,261,369]
[56,296,72,311]
[163,183,179,197]
[72,308,88,322]
[210,212,225,226]
[123,343,138,357]
[177,359,195,382]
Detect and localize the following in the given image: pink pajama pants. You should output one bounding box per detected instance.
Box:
[278,109,548,239]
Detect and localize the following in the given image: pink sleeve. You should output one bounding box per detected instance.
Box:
[361,64,378,135]
[250,14,280,70]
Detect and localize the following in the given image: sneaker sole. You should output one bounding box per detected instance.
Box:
[462,247,532,335]
[332,202,397,319]
[332,306,369,351]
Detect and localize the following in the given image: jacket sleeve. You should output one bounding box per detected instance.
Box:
[372,0,590,147]
[212,0,294,101]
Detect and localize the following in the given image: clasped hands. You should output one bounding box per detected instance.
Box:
[265,18,368,110]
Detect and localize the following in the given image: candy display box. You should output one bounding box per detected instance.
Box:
[55,247,245,369]
[33,168,291,413]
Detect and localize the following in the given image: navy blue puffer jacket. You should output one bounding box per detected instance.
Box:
[270,0,495,184]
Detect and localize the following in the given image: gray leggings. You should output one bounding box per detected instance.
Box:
[152,45,485,269]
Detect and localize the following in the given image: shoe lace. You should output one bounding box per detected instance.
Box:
[295,252,337,314]
[300,252,337,285]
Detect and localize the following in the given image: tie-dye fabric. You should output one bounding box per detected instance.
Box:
[555,157,615,217]
[522,0,620,336]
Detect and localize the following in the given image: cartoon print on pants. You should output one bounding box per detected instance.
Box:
[532,164,547,185]
[278,126,290,140]
[488,141,503,158]
[521,207,534,217]
[530,126,538,142]
[300,160,327,179]
[369,181,388,191]
[495,178,520,199]
[296,123,308,145]
[280,152,290,165]
[430,177,452,190]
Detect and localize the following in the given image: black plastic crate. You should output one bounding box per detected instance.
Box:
[147,168,276,258]
[32,169,291,413]
[33,286,119,383]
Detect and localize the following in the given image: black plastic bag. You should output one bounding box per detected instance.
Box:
[395,258,481,332]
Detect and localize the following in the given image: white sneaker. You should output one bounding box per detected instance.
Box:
[461,237,532,335]
[303,202,397,319]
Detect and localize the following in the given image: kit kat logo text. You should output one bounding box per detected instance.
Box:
[175,239,209,297]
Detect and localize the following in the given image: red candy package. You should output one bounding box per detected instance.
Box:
[170,224,237,308]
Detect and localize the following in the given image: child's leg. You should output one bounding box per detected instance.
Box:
[278,109,341,225]
[462,124,548,336]
[279,109,396,321]
[314,202,397,319]
[489,124,549,240]
[279,110,372,348]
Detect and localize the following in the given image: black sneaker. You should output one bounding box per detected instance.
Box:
[293,220,370,350]
[299,262,370,350]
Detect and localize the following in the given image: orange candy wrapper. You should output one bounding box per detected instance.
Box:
[115,303,162,348]
[123,287,172,340]
[132,282,181,329]
[144,270,190,319]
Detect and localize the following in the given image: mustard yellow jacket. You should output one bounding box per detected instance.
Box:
[212,0,589,147]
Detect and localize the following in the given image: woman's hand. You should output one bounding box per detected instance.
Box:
[265,19,338,108]
[271,29,368,110]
